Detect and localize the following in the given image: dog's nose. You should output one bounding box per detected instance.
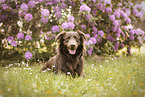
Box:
[71,44,75,48]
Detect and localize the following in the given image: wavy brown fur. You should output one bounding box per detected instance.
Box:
[40,30,86,77]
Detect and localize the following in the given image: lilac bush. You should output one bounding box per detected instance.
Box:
[25,51,33,60]
[1,0,145,61]
[24,13,33,22]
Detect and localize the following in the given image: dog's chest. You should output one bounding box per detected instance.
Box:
[66,61,78,69]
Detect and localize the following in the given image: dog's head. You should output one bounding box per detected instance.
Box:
[56,30,86,55]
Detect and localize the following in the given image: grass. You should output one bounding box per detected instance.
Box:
[0,46,145,97]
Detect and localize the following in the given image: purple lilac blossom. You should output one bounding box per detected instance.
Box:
[41,17,49,24]
[11,41,17,47]
[111,26,117,32]
[125,8,131,16]
[113,20,119,26]
[92,0,96,3]
[17,33,24,40]
[61,22,68,30]
[41,9,50,17]
[86,34,90,38]
[120,11,128,19]
[114,42,119,51]
[86,15,92,21]
[117,27,122,33]
[137,28,145,36]
[114,11,120,18]
[0,0,5,4]
[135,4,142,9]
[96,3,104,11]
[25,13,33,22]
[109,15,115,21]
[98,38,102,43]
[129,29,135,35]
[138,41,143,46]
[85,41,90,46]
[94,34,98,38]
[92,26,97,33]
[80,24,86,30]
[25,52,33,60]
[79,0,84,2]
[139,11,144,15]
[7,36,13,43]
[87,40,93,45]
[115,33,120,38]
[105,7,112,14]
[92,10,97,16]
[121,32,125,36]
[125,18,131,24]
[80,4,91,13]
[137,36,141,40]
[132,8,138,15]
[143,37,145,41]
[53,6,61,12]
[53,0,60,4]
[136,12,143,18]
[90,37,97,44]
[104,0,111,5]
[68,16,74,22]
[88,49,92,56]
[55,11,62,18]
[107,36,116,42]
[45,32,54,40]
[51,25,59,33]
[120,43,124,48]
[98,30,104,37]
[20,3,28,11]
[60,3,67,9]
[67,22,75,30]
[28,1,36,8]
[129,36,135,40]
[1,4,9,10]
[45,35,53,40]
[37,0,45,3]
[117,3,122,6]
[25,35,32,41]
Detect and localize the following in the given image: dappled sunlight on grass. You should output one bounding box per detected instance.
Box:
[0,46,145,97]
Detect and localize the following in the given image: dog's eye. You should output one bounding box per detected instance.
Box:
[74,36,79,39]
[66,37,70,39]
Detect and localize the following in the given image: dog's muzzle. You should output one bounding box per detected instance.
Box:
[68,43,77,55]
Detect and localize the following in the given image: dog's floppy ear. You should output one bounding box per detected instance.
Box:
[77,30,87,40]
[55,31,66,41]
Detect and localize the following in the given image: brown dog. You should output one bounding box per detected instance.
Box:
[40,30,86,77]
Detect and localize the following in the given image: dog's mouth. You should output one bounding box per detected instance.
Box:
[68,49,76,55]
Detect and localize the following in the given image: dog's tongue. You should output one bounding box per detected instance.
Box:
[68,49,76,55]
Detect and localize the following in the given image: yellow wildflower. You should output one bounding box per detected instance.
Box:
[45,90,52,94]
[133,91,138,95]
[102,84,104,86]
[128,75,132,77]
[95,89,99,92]
[140,83,143,87]
[57,91,61,94]
[25,80,29,83]
[74,90,79,93]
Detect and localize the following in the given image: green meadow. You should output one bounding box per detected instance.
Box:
[0,46,145,97]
